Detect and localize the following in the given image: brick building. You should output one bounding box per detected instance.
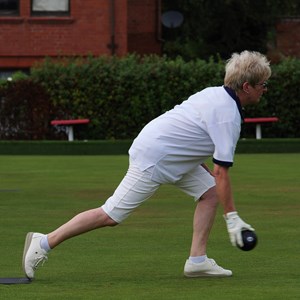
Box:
[0,0,162,78]
[276,18,300,58]
[1,1,299,79]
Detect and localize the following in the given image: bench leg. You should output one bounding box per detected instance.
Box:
[66,126,74,141]
[255,124,262,139]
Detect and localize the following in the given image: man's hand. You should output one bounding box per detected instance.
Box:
[224,211,254,247]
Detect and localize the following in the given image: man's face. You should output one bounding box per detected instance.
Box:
[247,80,268,105]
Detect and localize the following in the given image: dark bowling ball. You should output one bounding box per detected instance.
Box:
[237,230,257,251]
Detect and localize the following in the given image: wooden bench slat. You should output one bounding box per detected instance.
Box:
[51,119,90,126]
[244,117,279,123]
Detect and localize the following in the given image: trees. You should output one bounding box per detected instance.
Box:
[162,0,300,60]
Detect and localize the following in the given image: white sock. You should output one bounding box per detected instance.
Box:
[189,255,207,264]
[40,235,51,252]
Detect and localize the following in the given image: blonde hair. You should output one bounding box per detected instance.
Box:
[224,50,271,91]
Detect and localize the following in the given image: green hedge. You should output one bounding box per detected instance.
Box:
[0,55,299,140]
[0,140,132,155]
[29,55,225,140]
[0,139,299,155]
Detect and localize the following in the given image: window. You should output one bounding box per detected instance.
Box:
[31,0,70,16]
[0,69,29,80]
[0,0,19,16]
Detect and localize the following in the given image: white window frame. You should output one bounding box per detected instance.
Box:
[31,0,70,16]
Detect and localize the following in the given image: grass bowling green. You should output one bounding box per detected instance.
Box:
[0,154,299,299]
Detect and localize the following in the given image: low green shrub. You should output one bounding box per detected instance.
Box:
[0,139,298,155]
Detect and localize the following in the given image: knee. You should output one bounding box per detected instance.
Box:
[107,219,119,227]
[103,214,119,227]
[199,187,218,207]
[97,208,119,227]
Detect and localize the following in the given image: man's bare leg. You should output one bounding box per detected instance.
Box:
[184,186,232,277]
[190,187,218,257]
[47,207,118,249]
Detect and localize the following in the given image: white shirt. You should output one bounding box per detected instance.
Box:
[129,86,242,183]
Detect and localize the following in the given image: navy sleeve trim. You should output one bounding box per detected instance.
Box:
[213,158,233,167]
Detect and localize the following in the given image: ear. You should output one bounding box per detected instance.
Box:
[242,82,250,94]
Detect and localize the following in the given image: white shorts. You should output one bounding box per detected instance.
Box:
[101,161,215,223]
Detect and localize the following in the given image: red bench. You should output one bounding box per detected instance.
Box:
[51,119,90,141]
[244,117,279,139]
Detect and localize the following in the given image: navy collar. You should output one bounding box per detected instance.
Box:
[223,86,244,121]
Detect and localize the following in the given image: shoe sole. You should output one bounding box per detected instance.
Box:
[22,232,34,278]
[184,272,232,278]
